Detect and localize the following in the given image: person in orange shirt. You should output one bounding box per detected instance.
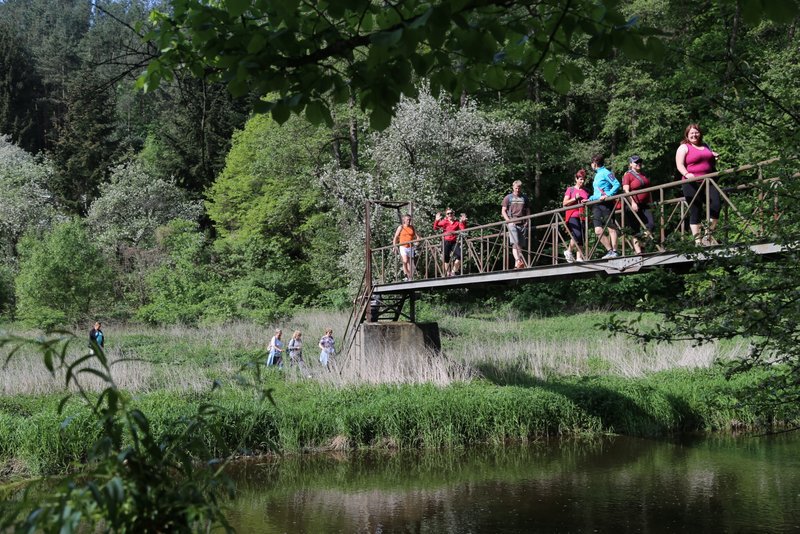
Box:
[393,213,418,281]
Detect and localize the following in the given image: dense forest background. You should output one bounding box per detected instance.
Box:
[0,0,798,328]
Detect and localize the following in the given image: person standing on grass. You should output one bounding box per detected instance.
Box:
[562,170,589,263]
[501,180,531,269]
[288,330,311,376]
[288,330,304,365]
[89,321,104,355]
[393,213,417,281]
[318,328,335,370]
[433,208,467,276]
[588,153,621,259]
[267,329,284,367]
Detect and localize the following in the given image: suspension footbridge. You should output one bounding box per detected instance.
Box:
[342,158,793,357]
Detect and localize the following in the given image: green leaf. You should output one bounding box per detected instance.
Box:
[78,368,111,382]
[271,103,291,124]
[371,27,404,47]
[485,65,506,89]
[409,52,434,75]
[541,60,557,84]
[369,105,392,130]
[305,100,332,126]
[407,8,433,30]
[228,78,249,97]
[553,72,571,94]
[619,33,648,61]
[739,0,764,24]
[247,33,266,54]
[762,0,798,21]
[226,0,251,18]
[645,37,666,63]
[587,34,612,59]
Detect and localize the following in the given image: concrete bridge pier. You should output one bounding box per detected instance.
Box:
[352,322,441,361]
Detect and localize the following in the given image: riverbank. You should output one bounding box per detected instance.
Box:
[0,365,794,478]
[2,310,798,479]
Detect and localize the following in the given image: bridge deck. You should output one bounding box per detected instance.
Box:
[374,242,782,294]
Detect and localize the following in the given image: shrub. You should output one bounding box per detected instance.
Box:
[0,263,14,318]
[15,219,113,329]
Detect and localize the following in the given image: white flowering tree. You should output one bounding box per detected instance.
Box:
[86,160,203,253]
[0,135,62,261]
[320,84,525,286]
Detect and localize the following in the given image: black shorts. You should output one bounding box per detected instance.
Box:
[682,181,721,225]
[567,218,585,245]
[591,202,618,229]
[623,205,655,234]
[443,240,462,263]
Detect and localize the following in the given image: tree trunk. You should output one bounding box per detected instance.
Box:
[348,94,358,169]
[528,78,542,206]
[724,3,741,84]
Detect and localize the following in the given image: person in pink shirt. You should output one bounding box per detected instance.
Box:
[675,123,720,245]
[562,169,589,263]
[433,208,467,276]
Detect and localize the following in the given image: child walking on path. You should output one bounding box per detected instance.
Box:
[318,328,335,371]
[267,329,284,367]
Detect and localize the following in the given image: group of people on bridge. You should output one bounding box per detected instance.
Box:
[392,123,720,280]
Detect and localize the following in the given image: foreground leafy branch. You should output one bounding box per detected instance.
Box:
[139,0,661,129]
[0,332,252,533]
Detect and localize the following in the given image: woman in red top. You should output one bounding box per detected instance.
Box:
[433,208,467,276]
[562,169,588,263]
[675,123,720,244]
[622,155,655,254]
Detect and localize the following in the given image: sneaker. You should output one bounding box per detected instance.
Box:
[564,250,575,263]
[576,256,586,263]
[601,250,619,259]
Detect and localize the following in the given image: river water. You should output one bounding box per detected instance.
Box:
[225,433,800,533]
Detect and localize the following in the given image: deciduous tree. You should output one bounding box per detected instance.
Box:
[86,159,203,252]
[0,136,62,260]
[15,219,113,328]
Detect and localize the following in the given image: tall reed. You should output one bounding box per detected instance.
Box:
[1,311,749,394]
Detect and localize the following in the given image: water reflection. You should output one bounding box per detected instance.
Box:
[226,434,800,533]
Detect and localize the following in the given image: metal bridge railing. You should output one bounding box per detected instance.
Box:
[368,158,786,285]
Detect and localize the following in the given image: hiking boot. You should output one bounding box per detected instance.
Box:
[564,250,575,263]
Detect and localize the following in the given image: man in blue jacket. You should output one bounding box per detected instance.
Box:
[588,154,620,259]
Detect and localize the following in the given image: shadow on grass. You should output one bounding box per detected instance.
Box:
[475,362,700,436]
